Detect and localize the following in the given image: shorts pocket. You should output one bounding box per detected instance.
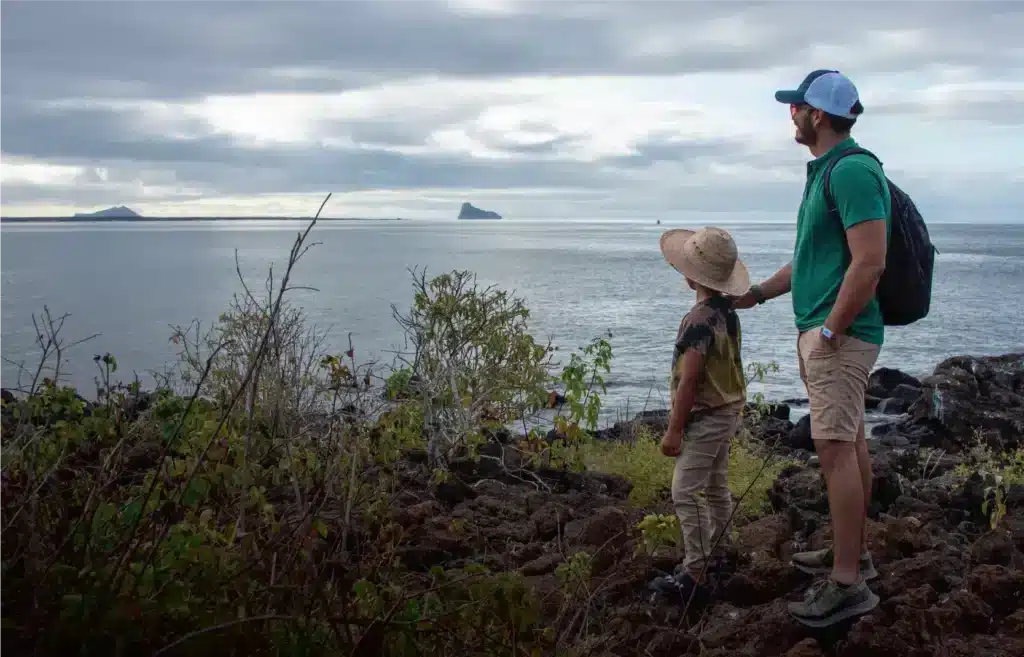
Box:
[801,327,841,361]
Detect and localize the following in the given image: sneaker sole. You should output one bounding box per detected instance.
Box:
[791,561,879,581]
[790,590,881,628]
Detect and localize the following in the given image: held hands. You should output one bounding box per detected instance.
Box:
[660,429,683,457]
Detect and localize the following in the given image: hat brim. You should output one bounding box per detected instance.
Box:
[774,89,805,104]
[659,229,751,298]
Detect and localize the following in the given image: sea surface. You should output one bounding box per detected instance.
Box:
[2,219,1022,425]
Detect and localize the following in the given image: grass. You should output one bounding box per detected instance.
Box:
[581,423,795,524]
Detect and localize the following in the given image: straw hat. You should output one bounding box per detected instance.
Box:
[659,226,751,297]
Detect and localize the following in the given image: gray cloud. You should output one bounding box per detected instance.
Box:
[4,1,1022,103]
[2,1,1022,218]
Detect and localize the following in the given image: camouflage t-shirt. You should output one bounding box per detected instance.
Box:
[670,295,746,412]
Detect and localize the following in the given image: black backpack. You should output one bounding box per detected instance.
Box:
[823,147,938,326]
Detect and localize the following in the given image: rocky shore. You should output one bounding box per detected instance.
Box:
[380,353,1023,655]
[1,353,1020,655]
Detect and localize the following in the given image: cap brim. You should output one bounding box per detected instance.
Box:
[774,89,805,104]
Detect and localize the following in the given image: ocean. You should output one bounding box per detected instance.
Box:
[2,219,1022,424]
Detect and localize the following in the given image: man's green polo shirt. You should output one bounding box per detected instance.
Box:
[791,137,891,346]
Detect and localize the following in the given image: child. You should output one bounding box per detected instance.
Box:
[649,226,749,602]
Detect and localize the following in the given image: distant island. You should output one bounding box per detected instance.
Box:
[74,205,143,219]
[458,203,502,220]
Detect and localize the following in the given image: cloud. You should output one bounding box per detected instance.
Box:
[2,1,1022,220]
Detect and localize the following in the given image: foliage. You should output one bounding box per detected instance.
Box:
[391,268,553,468]
[635,513,681,557]
[742,360,781,424]
[385,367,416,401]
[953,434,1024,529]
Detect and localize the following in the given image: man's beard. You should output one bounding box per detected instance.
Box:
[794,115,818,146]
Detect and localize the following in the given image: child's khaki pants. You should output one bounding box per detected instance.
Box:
[671,400,744,574]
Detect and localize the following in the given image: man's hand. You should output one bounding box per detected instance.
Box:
[732,263,793,311]
[661,429,683,457]
[731,290,758,310]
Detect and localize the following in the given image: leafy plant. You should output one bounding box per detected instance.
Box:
[635,513,681,556]
[391,268,553,468]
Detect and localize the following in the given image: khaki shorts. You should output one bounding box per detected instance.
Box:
[797,327,880,443]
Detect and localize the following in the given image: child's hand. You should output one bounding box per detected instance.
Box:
[660,430,682,457]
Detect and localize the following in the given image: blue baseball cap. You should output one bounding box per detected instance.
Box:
[775,69,864,119]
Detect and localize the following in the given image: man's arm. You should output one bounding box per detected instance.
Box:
[734,262,792,309]
[757,262,793,301]
[824,220,886,334]
[823,157,889,334]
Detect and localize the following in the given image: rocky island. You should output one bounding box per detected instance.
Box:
[73,205,143,219]
[458,202,502,220]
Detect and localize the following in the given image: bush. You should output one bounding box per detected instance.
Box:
[391,268,553,468]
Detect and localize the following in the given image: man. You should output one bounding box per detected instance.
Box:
[733,69,891,627]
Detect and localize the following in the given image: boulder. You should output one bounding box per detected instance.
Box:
[912,353,1024,450]
[868,367,922,396]
[785,414,814,451]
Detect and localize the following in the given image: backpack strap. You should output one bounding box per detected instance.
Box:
[822,146,883,223]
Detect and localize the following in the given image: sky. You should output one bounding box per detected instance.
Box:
[1,0,1022,221]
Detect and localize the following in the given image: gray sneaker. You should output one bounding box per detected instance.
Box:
[791,547,878,580]
[788,579,880,628]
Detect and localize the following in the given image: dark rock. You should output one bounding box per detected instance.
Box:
[750,416,795,447]
[745,401,791,421]
[865,394,882,410]
[878,397,911,415]
[879,434,911,448]
[520,553,564,576]
[870,422,897,438]
[891,383,924,404]
[457,202,501,220]
[434,479,477,506]
[869,457,907,516]
[719,558,804,605]
[769,466,827,518]
[967,564,1024,616]
[530,502,571,541]
[734,514,793,560]
[1006,484,1024,509]
[912,353,1024,451]
[397,500,443,526]
[785,414,814,451]
[631,409,669,433]
[970,529,1024,568]
[868,367,922,396]
[564,506,634,548]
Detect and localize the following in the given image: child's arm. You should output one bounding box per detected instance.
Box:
[669,348,703,433]
[661,348,705,456]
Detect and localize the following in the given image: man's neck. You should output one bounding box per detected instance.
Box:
[808,132,850,158]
